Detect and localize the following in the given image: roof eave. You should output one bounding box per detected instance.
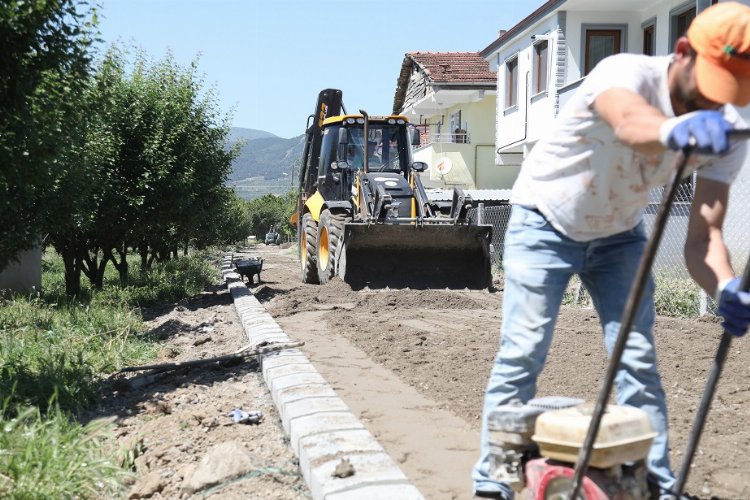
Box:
[479,0,566,58]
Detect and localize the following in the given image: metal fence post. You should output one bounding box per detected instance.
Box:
[478,203,484,226]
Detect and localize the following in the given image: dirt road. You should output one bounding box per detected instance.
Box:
[248,244,749,500]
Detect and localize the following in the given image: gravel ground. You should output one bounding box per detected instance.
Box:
[87,280,310,499]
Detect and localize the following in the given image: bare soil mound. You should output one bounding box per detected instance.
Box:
[253,245,749,500]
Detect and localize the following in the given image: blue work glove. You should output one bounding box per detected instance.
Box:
[660,110,732,155]
[717,277,750,337]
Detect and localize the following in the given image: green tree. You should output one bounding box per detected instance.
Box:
[46,47,122,295]
[0,0,95,270]
[46,46,241,294]
[246,192,296,242]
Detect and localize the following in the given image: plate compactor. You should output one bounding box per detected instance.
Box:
[488,398,655,500]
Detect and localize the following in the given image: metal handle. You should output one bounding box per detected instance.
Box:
[728,129,750,140]
[673,255,750,498]
[568,148,693,499]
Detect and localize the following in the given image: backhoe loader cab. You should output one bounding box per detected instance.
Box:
[322,116,415,172]
[294,88,492,290]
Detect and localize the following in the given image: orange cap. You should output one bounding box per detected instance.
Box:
[688,1,750,106]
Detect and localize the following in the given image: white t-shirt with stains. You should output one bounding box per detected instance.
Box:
[511,53,748,242]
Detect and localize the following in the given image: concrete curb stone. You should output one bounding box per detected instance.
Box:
[222,255,424,500]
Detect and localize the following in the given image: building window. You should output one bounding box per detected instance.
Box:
[643,22,655,56]
[505,56,518,108]
[533,40,548,95]
[584,29,621,75]
[670,4,696,51]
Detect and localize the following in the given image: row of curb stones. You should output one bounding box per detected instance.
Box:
[222,254,424,500]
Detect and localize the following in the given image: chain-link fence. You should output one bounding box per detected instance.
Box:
[468,203,511,270]
[469,180,750,319]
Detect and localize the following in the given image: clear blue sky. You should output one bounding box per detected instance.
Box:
[97,0,539,139]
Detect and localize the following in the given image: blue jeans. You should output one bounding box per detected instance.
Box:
[473,205,674,496]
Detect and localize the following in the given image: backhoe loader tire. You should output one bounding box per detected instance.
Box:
[316,209,347,284]
[300,213,319,284]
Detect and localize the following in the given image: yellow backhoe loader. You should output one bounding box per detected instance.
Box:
[291,88,492,290]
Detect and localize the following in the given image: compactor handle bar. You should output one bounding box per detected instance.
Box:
[729,128,750,140]
[569,127,750,500]
[673,253,750,497]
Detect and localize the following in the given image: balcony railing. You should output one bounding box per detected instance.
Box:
[416,132,471,150]
[429,132,470,144]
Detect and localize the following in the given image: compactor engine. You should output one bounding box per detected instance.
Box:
[293,88,492,289]
[489,398,655,499]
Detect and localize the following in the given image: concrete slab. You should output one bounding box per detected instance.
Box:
[325,483,424,500]
[281,396,350,434]
[305,452,415,499]
[289,411,366,455]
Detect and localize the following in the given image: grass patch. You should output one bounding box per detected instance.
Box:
[535,273,704,319]
[42,249,220,308]
[1,248,221,497]
[0,295,150,415]
[0,406,127,499]
[653,275,702,318]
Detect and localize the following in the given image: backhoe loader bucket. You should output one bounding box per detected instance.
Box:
[338,223,492,290]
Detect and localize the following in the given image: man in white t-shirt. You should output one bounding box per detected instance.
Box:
[473,3,750,499]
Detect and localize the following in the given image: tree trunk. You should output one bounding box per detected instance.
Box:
[140,241,149,271]
[60,247,82,297]
[81,246,108,289]
[109,245,129,285]
[183,241,189,256]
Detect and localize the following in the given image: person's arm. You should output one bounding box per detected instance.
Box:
[593,88,668,154]
[684,177,735,296]
[595,87,733,155]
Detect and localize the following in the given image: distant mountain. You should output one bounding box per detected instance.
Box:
[227,127,305,183]
[227,127,278,142]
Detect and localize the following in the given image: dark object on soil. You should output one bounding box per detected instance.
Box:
[234,257,263,284]
[331,457,355,478]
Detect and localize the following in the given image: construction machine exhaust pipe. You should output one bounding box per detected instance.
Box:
[338,223,492,290]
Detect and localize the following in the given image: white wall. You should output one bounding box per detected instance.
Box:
[0,247,42,293]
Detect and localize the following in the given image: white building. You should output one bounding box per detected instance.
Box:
[392,52,504,191]
[481,0,750,270]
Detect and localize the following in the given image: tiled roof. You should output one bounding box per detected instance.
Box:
[393,52,496,113]
[407,52,495,83]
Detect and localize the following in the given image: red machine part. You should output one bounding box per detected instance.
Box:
[525,458,624,500]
